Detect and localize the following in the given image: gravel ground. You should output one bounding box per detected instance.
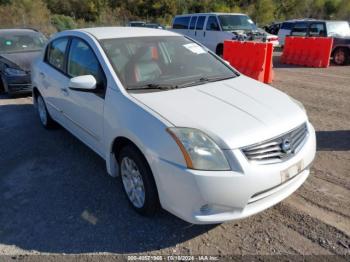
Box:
[0,52,349,260]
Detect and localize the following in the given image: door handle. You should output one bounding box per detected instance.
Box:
[195,31,197,36]
[204,31,206,37]
[39,72,45,79]
[61,88,69,96]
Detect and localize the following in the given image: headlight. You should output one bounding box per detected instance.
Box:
[5,68,27,76]
[290,97,306,112]
[167,127,230,171]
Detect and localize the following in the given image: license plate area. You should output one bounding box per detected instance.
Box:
[280,160,304,183]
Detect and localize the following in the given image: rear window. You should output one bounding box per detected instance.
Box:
[281,22,294,30]
[46,37,69,72]
[173,17,190,29]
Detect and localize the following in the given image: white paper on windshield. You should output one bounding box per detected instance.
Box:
[183,43,206,54]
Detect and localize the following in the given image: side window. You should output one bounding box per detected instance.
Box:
[173,16,190,29]
[196,16,206,30]
[189,16,198,30]
[291,22,308,36]
[46,37,68,71]
[281,22,294,30]
[67,38,106,92]
[309,23,326,36]
[206,16,220,31]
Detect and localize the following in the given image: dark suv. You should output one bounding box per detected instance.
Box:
[0,28,47,95]
[278,20,350,65]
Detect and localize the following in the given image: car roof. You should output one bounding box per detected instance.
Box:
[0,28,39,34]
[174,12,246,17]
[283,19,348,24]
[76,27,179,40]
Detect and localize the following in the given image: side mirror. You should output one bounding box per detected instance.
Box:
[69,75,96,91]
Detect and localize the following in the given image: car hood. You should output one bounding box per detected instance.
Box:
[0,50,41,71]
[333,36,350,42]
[131,75,308,149]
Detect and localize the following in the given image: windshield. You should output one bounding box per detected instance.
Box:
[327,21,350,37]
[101,36,237,91]
[129,22,146,27]
[0,31,47,53]
[218,15,257,31]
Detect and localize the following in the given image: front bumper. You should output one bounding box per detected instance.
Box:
[154,123,316,224]
[3,74,32,93]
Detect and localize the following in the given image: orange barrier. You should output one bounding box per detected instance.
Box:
[281,37,333,67]
[223,41,274,84]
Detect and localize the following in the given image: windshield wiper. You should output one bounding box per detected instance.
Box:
[178,75,235,88]
[126,83,178,91]
[126,75,235,91]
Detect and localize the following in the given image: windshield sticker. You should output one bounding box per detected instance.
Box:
[183,43,206,54]
[5,40,12,46]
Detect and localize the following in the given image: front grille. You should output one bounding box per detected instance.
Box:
[242,123,308,164]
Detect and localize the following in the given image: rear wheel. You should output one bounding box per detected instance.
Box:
[118,145,159,216]
[216,44,223,57]
[37,95,56,128]
[333,48,349,65]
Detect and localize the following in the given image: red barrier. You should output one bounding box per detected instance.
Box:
[281,37,333,67]
[223,41,274,84]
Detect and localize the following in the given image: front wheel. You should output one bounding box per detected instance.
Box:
[333,48,349,65]
[37,95,56,128]
[118,145,159,216]
[0,76,7,94]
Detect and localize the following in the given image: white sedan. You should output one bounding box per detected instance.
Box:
[32,27,316,224]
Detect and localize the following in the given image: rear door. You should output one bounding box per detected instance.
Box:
[40,37,70,122]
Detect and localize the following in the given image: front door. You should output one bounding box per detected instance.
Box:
[194,16,207,45]
[61,37,107,156]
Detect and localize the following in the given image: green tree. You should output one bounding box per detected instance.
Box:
[252,0,275,25]
[51,14,76,31]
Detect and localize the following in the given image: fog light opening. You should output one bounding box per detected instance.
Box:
[200,204,212,215]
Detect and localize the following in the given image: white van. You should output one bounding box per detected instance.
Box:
[171,13,266,56]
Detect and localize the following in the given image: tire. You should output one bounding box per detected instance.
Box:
[0,76,7,95]
[36,94,56,128]
[333,48,349,66]
[118,145,159,216]
[0,77,4,94]
[216,44,223,57]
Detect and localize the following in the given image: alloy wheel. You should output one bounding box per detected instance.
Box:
[120,156,146,208]
[37,96,48,126]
